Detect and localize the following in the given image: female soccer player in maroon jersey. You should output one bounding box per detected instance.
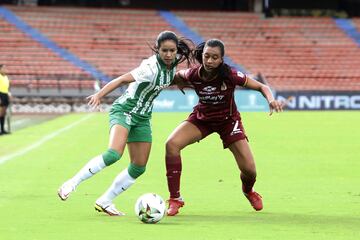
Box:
[165,39,285,216]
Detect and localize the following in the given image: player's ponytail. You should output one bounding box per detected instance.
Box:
[176,37,194,67]
[194,42,206,64]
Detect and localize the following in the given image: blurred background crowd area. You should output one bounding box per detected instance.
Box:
[0,0,359,112]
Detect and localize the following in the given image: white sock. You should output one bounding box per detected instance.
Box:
[96,168,135,206]
[71,155,106,186]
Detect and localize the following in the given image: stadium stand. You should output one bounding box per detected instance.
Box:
[0,11,94,94]
[174,11,360,91]
[352,18,360,34]
[2,6,190,96]
[8,7,179,74]
[1,6,359,95]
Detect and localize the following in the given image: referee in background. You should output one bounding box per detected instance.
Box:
[0,64,11,135]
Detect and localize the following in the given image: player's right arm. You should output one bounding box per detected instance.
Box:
[87,72,135,108]
[172,69,193,93]
[172,69,186,86]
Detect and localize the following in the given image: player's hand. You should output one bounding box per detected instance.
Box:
[86,93,101,110]
[269,96,294,115]
[269,99,285,116]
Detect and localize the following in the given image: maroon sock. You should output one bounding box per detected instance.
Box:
[166,155,182,199]
[241,173,256,193]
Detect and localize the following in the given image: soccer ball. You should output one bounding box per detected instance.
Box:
[134,193,166,224]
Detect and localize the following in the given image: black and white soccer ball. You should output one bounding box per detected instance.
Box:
[134,193,166,224]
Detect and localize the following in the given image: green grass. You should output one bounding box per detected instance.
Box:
[9,114,62,132]
[0,112,359,240]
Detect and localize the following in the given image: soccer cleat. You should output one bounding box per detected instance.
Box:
[94,202,124,216]
[166,198,185,216]
[57,180,76,201]
[244,189,263,211]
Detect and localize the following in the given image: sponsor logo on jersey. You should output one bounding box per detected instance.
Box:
[202,86,217,92]
[199,95,225,103]
[154,83,170,92]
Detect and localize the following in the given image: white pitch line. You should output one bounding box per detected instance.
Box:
[0,114,94,165]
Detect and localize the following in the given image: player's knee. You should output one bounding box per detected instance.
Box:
[102,149,121,166]
[128,163,146,179]
[241,167,257,179]
[166,138,182,155]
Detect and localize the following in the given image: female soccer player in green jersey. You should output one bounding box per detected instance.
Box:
[58,31,193,216]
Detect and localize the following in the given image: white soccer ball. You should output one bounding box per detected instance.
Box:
[134,193,166,224]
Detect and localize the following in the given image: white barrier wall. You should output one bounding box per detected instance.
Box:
[10,90,360,113]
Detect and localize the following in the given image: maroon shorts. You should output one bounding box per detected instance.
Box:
[186,112,248,149]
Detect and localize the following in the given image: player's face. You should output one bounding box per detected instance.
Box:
[158,40,178,67]
[202,46,223,72]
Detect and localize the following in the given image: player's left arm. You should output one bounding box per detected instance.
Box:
[244,75,284,115]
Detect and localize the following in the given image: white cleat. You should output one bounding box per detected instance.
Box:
[94,202,124,216]
[57,180,76,201]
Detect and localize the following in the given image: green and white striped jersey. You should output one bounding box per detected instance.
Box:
[112,55,176,119]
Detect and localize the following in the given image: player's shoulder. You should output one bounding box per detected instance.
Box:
[137,55,160,74]
[229,68,246,79]
[185,65,201,78]
[227,68,248,86]
[130,55,161,82]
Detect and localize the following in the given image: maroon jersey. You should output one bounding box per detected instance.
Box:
[183,65,247,121]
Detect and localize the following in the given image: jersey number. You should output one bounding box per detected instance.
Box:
[233,120,241,132]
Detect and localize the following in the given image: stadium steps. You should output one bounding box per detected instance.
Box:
[3,6,359,92]
[6,6,180,79]
[354,18,360,32]
[174,11,360,91]
[0,15,94,92]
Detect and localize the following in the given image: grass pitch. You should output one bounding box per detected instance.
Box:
[0,112,359,240]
